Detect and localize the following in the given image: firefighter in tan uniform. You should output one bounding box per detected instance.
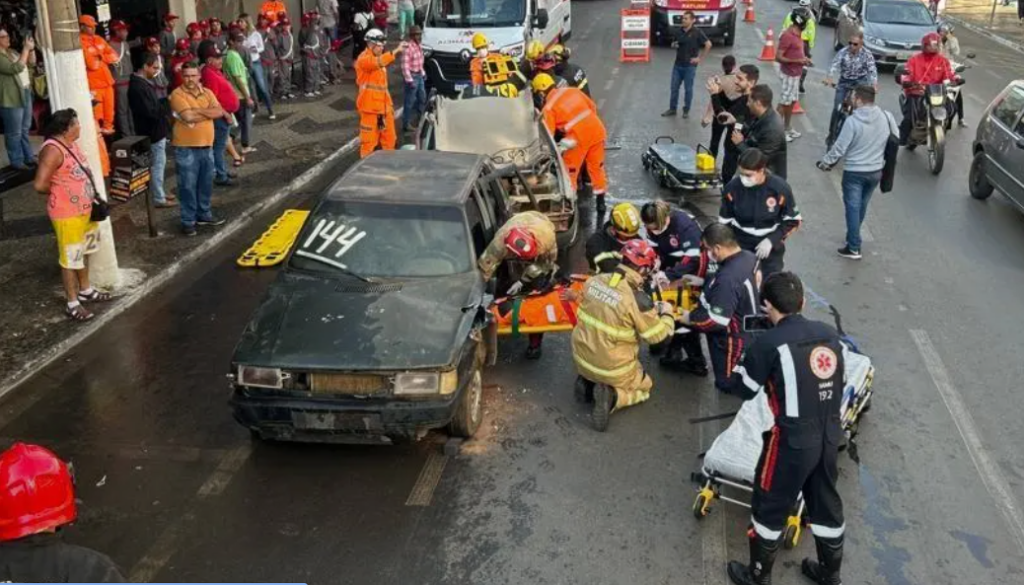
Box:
[478,211,559,359]
[572,239,677,431]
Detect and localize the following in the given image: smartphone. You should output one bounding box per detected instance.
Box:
[743,314,773,332]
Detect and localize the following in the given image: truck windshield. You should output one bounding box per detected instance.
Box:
[426,0,527,28]
[289,201,473,278]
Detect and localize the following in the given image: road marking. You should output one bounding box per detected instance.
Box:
[406,452,449,506]
[909,329,1024,556]
[196,444,253,498]
[604,79,614,92]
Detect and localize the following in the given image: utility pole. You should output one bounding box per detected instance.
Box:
[36,0,122,289]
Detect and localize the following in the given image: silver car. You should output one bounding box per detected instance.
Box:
[833,0,936,64]
[970,80,1024,210]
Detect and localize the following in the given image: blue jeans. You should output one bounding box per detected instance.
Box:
[403,74,427,130]
[669,64,697,113]
[175,147,214,227]
[0,89,34,167]
[150,138,168,203]
[841,169,882,251]
[250,61,274,114]
[213,118,230,181]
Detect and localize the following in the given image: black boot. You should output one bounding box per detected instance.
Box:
[801,535,843,585]
[525,335,543,360]
[591,384,615,432]
[727,532,780,585]
[595,195,606,221]
[658,344,686,367]
[574,376,595,403]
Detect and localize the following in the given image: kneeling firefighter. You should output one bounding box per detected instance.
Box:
[585,202,642,274]
[479,211,559,360]
[533,73,609,216]
[572,239,676,432]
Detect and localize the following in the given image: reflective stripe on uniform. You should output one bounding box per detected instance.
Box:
[576,309,635,341]
[809,523,846,538]
[593,251,621,267]
[639,318,670,341]
[719,217,779,237]
[699,294,731,326]
[563,109,591,132]
[360,83,388,91]
[544,88,567,113]
[777,343,800,418]
[733,364,762,394]
[573,353,635,378]
[751,517,782,540]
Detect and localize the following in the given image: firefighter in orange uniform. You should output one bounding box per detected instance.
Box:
[260,0,288,23]
[469,32,489,86]
[532,73,609,215]
[355,28,405,158]
[79,15,117,136]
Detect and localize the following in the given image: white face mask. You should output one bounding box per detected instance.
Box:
[477,48,488,58]
[739,174,759,188]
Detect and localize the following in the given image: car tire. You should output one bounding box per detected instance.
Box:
[449,367,484,438]
[724,20,736,46]
[969,151,995,200]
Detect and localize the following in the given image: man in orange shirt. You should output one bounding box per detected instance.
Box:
[79,15,117,136]
[532,73,610,214]
[355,28,405,158]
[261,0,288,23]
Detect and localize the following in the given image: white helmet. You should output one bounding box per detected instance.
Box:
[364,28,386,44]
[798,0,811,6]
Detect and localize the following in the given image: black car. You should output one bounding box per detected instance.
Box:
[230,151,514,444]
[812,0,852,25]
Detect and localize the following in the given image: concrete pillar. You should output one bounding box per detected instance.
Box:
[167,0,199,34]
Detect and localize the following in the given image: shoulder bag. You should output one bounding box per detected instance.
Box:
[52,140,109,222]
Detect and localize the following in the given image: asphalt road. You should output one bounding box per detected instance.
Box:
[5,2,1024,584]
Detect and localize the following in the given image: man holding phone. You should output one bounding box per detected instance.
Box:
[662,11,711,119]
[710,63,760,183]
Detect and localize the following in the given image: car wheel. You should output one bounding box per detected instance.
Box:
[969,151,995,200]
[449,367,483,438]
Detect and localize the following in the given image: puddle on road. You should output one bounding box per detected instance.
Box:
[950,529,995,569]
[859,465,913,585]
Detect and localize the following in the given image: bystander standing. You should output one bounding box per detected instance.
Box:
[200,41,241,187]
[401,25,427,132]
[225,32,256,157]
[732,84,787,178]
[709,63,759,183]
[0,28,36,170]
[775,11,812,142]
[662,11,710,119]
[128,53,175,209]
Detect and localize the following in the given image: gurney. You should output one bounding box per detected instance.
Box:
[641,137,721,193]
[491,275,697,335]
[690,310,875,549]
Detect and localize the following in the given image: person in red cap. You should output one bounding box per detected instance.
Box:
[186,22,203,56]
[0,443,125,581]
[144,37,169,98]
[160,13,179,63]
[169,37,195,91]
[198,19,210,39]
[109,19,134,137]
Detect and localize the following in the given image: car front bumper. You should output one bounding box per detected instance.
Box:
[865,42,917,64]
[651,7,737,44]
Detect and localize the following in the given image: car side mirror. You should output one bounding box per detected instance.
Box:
[533,8,549,30]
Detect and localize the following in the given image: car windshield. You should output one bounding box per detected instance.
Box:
[426,0,527,27]
[289,201,473,278]
[865,2,933,25]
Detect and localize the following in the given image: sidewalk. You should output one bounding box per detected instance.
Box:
[0,62,409,393]
[944,0,1024,51]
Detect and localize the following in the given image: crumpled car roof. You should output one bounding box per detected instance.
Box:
[433,92,545,167]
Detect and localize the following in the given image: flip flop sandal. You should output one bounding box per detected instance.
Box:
[66,304,94,322]
[78,289,113,303]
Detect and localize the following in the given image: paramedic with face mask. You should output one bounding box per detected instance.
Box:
[719,148,802,277]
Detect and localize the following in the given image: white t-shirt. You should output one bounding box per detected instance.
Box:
[245,30,264,60]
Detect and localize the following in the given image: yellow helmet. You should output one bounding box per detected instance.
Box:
[531,73,555,93]
[525,39,545,61]
[493,82,520,98]
[611,203,641,238]
[471,32,489,50]
[548,43,568,62]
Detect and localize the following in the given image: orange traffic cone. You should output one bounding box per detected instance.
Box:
[744,2,756,22]
[759,27,776,60]
[743,0,752,5]
[792,99,805,114]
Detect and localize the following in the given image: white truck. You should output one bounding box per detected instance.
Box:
[420,0,572,96]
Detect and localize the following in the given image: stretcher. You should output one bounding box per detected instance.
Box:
[690,311,875,550]
[237,209,310,268]
[641,137,721,193]
[491,275,697,335]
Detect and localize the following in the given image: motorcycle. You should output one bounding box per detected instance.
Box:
[894,64,966,175]
[824,81,855,150]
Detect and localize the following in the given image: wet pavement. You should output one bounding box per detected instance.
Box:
[5,0,1024,583]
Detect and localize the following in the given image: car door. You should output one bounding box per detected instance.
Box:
[984,85,1024,203]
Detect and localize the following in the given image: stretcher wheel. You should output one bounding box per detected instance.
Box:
[782,517,802,549]
[692,486,714,520]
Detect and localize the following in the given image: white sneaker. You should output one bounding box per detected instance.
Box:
[304,92,315,98]
[790,129,802,139]
[785,131,794,143]
[268,114,277,120]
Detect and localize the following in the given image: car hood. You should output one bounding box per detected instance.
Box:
[863,22,932,48]
[232,272,485,371]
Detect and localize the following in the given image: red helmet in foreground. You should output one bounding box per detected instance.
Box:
[621,239,658,269]
[0,443,77,542]
[504,227,540,261]
[175,37,191,52]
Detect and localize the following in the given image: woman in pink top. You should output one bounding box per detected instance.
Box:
[32,109,113,321]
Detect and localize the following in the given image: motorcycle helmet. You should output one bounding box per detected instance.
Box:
[791,7,811,29]
[922,31,941,53]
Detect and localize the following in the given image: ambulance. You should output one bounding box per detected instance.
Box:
[421,0,572,96]
[650,0,737,47]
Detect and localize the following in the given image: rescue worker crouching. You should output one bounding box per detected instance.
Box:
[356,29,405,158]
[642,200,709,376]
[479,211,559,360]
[548,44,590,96]
[521,39,545,81]
[725,272,846,585]
[585,202,641,274]
[0,443,126,582]
[533,73,610,217]
[572,239,676,432]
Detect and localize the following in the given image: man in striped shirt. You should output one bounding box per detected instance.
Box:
[401,26,426,132]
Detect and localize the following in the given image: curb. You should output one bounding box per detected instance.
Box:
[0,116,396,400]
[945,15,1024,54]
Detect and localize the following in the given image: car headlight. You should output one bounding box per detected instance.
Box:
[864,35,885,48]
[238,365,285,389]
[653,0,669,7]
[394,371,458,395]
[501,42,525,59]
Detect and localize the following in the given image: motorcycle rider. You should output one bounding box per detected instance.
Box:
[572,239,676,432]
[548,44,590,96]
[586,202,642,273]
[898,31,958,146]
[939,23,966,127]
[0,443,126,582]
[824,30,878,145]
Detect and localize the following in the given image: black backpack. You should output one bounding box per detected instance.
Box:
[880,110,899,193]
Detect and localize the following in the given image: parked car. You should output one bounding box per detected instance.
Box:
[834,0,936,64]
[417,92,580,250]
[969,80,1024,209]
[230,151,517,444]
[812,0,853,25]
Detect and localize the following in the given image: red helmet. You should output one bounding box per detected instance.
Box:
[175,38,191,52]
[504,227,540,260]
[0,443,76,541]
[109,19,128,32]
[198,20,210,33]
[921,31,941,54]
[535,54,557,71]
[621,239,658,269]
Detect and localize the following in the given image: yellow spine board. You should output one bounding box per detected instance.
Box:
[237,209,311,268]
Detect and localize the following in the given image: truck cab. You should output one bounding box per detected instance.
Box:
[651,0,737,47]
[421,0,572,96]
